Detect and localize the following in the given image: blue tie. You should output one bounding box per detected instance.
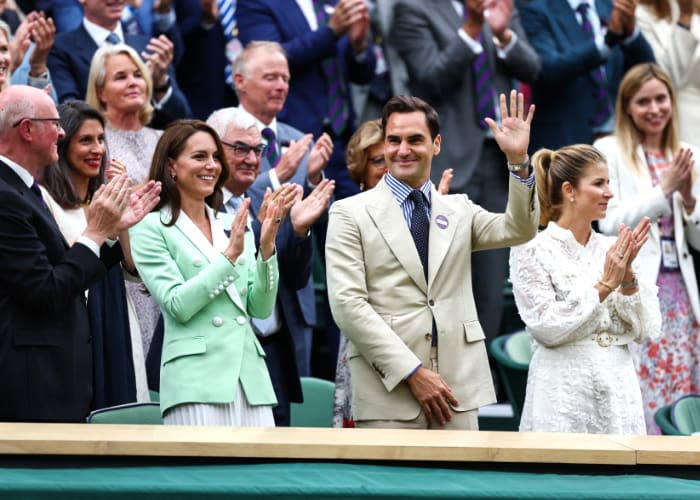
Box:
[105,32,120,45]
[576,3,612,127]
[409,190,429,279]
[29,181,49,211]
[312,0,350,136]
[218,0,240,87]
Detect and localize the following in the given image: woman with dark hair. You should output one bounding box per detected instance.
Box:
[595,63,700,433]
[40,99,151,408]
[510,144,661,434]
[129,120,282,426]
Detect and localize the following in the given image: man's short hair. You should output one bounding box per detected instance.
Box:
[0,89,35,133]
[206,107,258,139]
[232,41,287,96]
[381,95,440,140]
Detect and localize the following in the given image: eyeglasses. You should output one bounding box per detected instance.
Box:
[12,117,62,130]
[368,155,387,169]
[221,140,267,158]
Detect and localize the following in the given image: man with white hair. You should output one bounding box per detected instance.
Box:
[208,107,334,425]
[230,41,335,378]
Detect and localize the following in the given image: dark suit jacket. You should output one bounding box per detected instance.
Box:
[174,0,238,120]
[249,208,311,418]
[521,0,655,151]
[246,121,320,381]
[237,0,376,198]
[0,165,122,422]
[393,0,541,193]
[237,0,375,138]
[48,23,192,125]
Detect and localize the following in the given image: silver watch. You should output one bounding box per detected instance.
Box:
[507,155,530,172]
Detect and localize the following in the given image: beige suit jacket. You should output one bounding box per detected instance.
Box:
[326,175,539,421]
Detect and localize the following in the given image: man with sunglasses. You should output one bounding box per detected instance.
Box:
[208,107,335,426]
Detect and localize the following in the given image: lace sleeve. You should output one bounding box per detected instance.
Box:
[610,276,662,342]
[510,241,607,347]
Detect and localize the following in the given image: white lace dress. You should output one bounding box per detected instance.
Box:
[510,222,662,434]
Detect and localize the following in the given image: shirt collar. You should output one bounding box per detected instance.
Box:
[569,0,596,15]
[0,154,34,187]
[238,104,278,137]
[82,17,125,47]
[385,172,432,207]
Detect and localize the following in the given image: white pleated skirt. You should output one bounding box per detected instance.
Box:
[163,381,275,427]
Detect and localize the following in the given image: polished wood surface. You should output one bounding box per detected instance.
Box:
[1,424,693,465]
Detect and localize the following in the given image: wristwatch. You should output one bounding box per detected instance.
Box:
[507,155,530,172]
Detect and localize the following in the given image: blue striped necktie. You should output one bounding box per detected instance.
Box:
[218,0,240,87]
[312,0,350,136]
[577,3,612,127]
[472,34,497,129]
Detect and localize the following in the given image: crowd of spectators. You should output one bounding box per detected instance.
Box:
[0,0,698,435]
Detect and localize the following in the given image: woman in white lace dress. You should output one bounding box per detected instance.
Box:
[510,144,662,434]
[85,44,163,357]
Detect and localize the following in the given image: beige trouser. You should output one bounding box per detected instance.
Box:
[356,347,478,430]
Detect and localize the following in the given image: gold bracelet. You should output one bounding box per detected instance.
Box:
[598,280,615,293]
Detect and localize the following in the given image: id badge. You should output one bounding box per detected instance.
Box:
[660,236,680,271]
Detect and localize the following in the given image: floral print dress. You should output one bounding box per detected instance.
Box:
[629,151,700,433]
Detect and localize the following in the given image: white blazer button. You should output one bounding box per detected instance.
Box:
[236,316,247,325]
[228,275,235,281]
[218,284,225,291]
[237,257,246,265]
[240,287,247,295]
[193,258,203,267]
[208,293,214,299]
[212,316,223,327]
[222,280,229,286]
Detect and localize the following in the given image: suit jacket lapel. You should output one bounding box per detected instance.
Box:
[170,206,247,312]
[0,165,67,246]
[366,181,427,292]
[434,0,461,30]
[428,190,456,285]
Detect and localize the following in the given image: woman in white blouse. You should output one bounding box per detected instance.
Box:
[510,144,662,435]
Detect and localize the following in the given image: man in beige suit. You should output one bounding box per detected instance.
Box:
[326,92,538,429]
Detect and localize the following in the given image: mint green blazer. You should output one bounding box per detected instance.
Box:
[129,205,279,415]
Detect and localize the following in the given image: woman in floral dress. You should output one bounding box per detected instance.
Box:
[595,63,700,433]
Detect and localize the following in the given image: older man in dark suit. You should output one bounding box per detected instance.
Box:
[0,85,160,422]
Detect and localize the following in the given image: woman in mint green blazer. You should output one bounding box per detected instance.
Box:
[129,120,281,426]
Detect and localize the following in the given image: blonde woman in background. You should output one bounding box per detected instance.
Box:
[86,44,163,357]
[510,144,661,435]
[594,63,700,433]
